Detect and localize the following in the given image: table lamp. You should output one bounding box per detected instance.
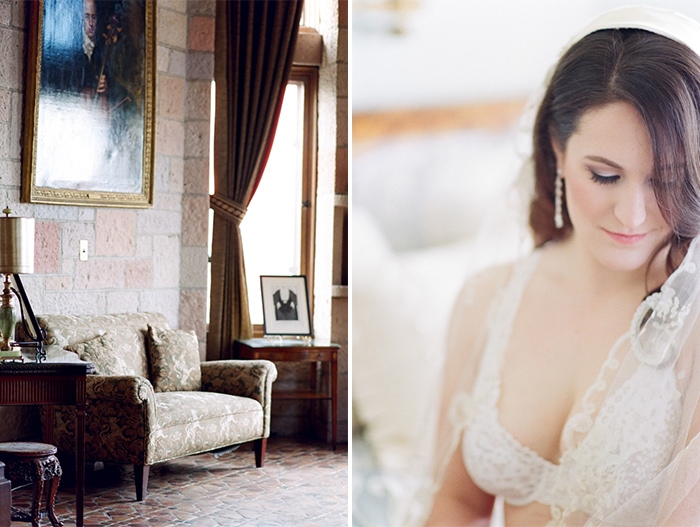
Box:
[0,208,34,360]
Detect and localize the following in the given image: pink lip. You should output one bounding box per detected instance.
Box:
[604,229,647,245]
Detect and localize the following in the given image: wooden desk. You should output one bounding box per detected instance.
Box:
[0,362,92,527]
[235,338,339,449]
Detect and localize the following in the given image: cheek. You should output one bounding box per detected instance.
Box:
[564,177,607,223]
[647,195,670,226]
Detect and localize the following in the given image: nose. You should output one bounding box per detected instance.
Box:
[614,184,649,230]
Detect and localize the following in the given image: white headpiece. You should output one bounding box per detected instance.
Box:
[568,5,700,59]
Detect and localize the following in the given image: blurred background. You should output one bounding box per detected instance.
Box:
[351,1,700,526]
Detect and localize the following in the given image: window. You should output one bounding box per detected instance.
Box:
[242,67,318,332]
[208,66,318,334]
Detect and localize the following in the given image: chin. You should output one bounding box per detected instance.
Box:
[598,254,651,272]
[594,242,661,273]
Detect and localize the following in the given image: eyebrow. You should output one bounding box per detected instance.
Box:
[584,155,623,170]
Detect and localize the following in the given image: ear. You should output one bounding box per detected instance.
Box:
[550,137,565,175]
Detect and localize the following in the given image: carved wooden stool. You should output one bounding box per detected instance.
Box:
[0,442,62,527]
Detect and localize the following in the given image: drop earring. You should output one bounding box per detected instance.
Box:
[554,170,564,229]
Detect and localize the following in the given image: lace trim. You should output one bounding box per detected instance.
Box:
[631,240,699,366]
[559,334,624,450]
[483,253,541,407]
[448,254,541,426]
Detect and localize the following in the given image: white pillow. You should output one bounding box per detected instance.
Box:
[353,128,521,251]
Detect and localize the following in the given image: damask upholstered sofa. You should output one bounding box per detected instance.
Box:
[28,312,277,501]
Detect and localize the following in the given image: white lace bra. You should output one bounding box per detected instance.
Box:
[456,252,683,525]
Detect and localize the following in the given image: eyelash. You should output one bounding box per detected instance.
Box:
[590,172,619,185]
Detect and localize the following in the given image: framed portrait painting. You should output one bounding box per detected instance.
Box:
[260,275,313,337]
[22,0,155,207]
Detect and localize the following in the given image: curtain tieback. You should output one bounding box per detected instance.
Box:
[210,194,247,224]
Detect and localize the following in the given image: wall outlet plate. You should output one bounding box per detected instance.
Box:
[79,240,88,261]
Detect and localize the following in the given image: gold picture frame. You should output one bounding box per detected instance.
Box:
[22,0,155,208]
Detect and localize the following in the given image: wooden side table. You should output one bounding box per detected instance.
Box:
[0,362,92,527]
[234,338,339,449]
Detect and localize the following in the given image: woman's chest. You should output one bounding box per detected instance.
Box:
[496,289,639,463]
[466,307,681,517]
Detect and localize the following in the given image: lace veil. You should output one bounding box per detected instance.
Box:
[416,6,700,527]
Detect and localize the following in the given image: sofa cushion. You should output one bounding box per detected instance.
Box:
[65,331,132,376]
[149,391,263,463]
[154,391,261,428]
[36,313,170,378]
[147,326,201,392]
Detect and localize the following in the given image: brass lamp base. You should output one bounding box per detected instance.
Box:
[0,274,16,352]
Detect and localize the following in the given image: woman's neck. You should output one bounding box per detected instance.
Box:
[554,236,669,301]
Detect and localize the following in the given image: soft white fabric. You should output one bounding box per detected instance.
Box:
[352,123,528,476]
[570,6,700,60]
[353,128,522,252]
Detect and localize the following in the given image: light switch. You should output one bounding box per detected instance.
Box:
[79,240,88,261]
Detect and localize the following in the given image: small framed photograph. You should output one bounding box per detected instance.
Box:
[260,275,312,337]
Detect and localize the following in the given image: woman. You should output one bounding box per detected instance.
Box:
[422,6,700,527]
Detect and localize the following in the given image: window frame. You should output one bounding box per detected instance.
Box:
[250,65,319,337]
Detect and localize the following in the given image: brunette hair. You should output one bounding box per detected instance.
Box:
[530,29,700,270]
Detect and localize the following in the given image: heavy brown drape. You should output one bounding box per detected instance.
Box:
[207,0,304,361]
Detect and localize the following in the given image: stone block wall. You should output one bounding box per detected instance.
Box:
[180,0,214,356]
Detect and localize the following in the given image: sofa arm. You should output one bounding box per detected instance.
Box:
[200,360,277,404]
[47,375,158,464]
[87,375,155,405]
[201,360,277,438]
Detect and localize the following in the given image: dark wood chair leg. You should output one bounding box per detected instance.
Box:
[254,438,267,468]
[30,476,45,527]
[134,465,149,501]
[45,473,62,527]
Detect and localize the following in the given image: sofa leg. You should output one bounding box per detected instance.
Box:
[254,438,267,467]
[134,464,149,501]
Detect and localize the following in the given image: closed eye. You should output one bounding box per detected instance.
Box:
[590,172,619,185]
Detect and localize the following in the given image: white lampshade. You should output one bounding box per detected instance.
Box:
[0,216,34,275]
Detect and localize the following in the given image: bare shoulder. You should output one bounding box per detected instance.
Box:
[451,260,519,319]
[444,260,520,370]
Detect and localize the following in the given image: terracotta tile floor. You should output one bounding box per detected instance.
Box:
[9,438,348,527]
